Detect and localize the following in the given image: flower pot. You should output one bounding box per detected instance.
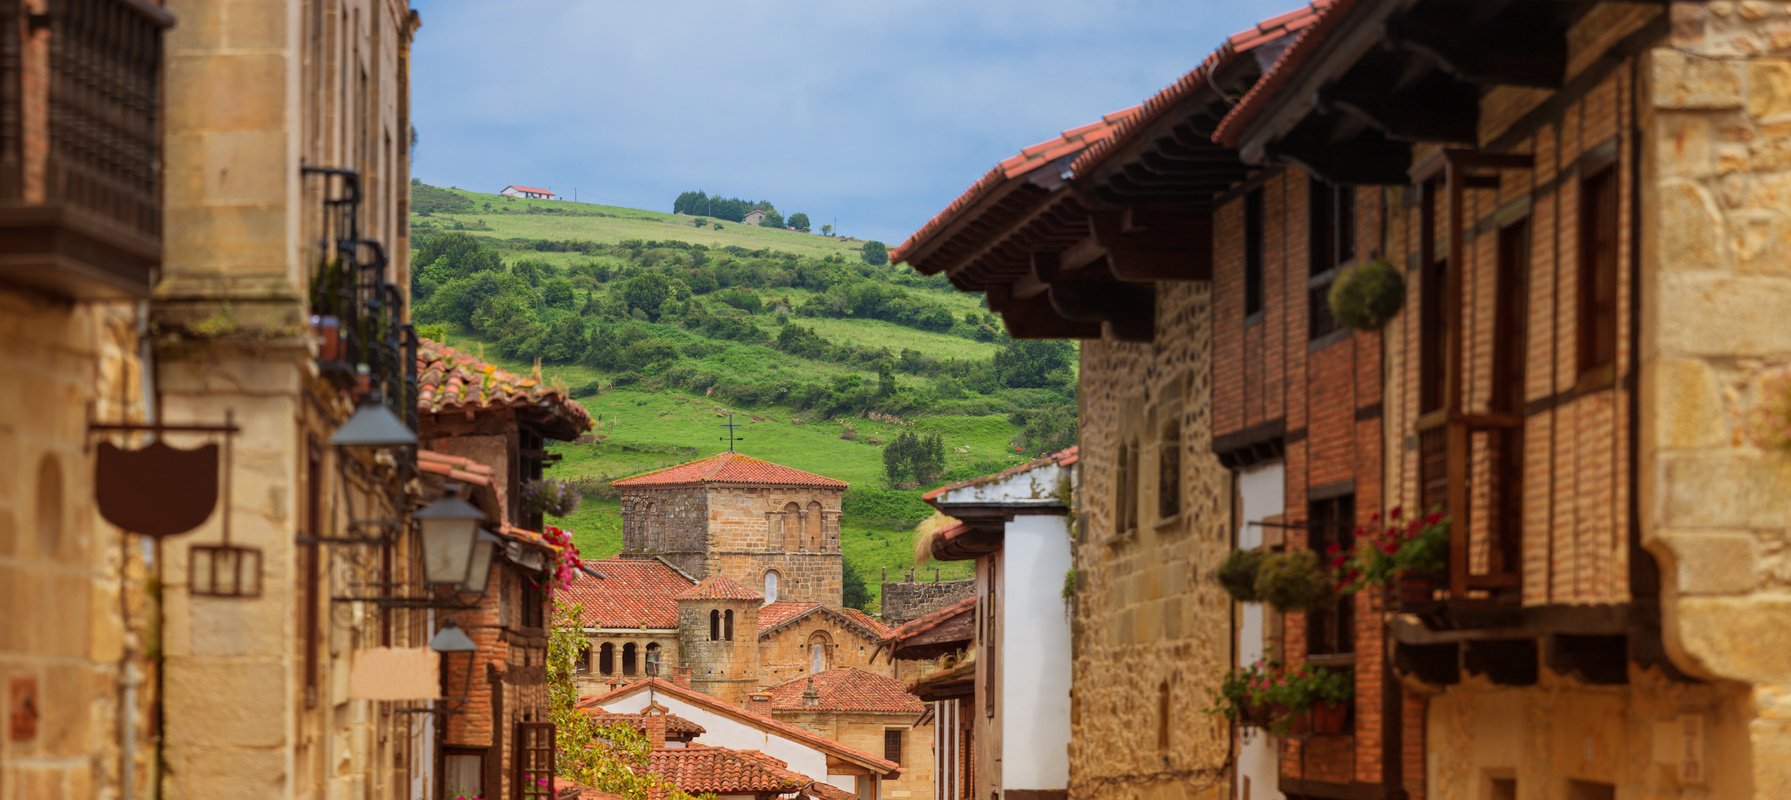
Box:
[311,315,346,363]
[1308,701,1350,735]
[1391,572,1441,607]
[1237,700,1272,729]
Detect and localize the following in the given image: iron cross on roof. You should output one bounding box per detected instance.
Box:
[719,412,746,453]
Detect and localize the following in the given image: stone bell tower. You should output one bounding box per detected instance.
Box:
[612,452,848,604]
[675,574,762,704]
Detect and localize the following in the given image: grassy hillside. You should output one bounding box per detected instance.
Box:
[409,183,1076,612]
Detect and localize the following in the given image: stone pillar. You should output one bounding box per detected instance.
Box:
[1641,4,1791,796]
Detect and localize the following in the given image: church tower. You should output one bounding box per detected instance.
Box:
[674,575,762,704]
[612,452,847,604]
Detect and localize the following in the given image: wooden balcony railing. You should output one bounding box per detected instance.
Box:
[0,0,171,299]
[1412,409,1523,611]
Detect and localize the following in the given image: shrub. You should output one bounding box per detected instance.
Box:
[1328,259,1405,331]
[1341,506,1449,591]
[1218,549,1267,603]
[1253,551,1334,612]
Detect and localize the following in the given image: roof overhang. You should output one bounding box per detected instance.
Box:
[907,662,975,702]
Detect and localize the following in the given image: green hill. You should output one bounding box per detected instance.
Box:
[408,182,1078,612]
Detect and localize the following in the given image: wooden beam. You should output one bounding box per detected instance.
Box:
[1462,639,1539,686]
[1319,72,1480,144]
[998,289,1102,340]
[1047,280,1155,343]
[1385,14,1565,89]
[1269,126,1413,185]
[1088,208,1213,282]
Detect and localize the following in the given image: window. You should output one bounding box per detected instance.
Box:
[1308,179,1355,275]
[1491,221,1530,580]
[1307,494,1355,656]
[808,631,831,673]
[444,749,486,800]
[515,722,556,799]
[884,728,905,765]
[764,570,780,603]
[1158,422,1181,520]
[574,647,591,675]
[622,643,638,676]
[302,438,322,708]
[1116,439,1140,535]
[1244,187,1265,317]
[1156,681,1171,750]
[1308,280,1342,340]
[520,580,545,630]
[1487,777,1516,800]
[1419,179,1448,414]
[599,642,615,675]
[782,502,802,551]
[710,609,721,641]
[1578,165,1619,377]
[645,643,661,676]
[983,568,997,719]
[724,609,734,641]
[806,501,825,551]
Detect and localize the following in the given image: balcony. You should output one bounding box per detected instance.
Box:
[1402,410,1523,622]
[0,0,170,300]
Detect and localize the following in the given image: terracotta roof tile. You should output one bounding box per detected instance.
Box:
[836,608,891,638]
[765,668,925,714]
[611,452,848,490]
[1069,3,1326,179]
[674,574,763,602]
[755,602,889,641]
[1213,0,1350,146]
[891,108,1140,266]
[506,185,555,195]
[583,708,707,737]
[417,449,496,488]
[561,558,696,628]
[416,337,592,439]
[577,679,900,775]
[758,600,821,630]
[647,746,810,794]
[883,596,976,645]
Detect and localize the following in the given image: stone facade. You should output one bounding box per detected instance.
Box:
[771,707,933,800]
[879,573,975,626]
[757,610,906,687]
[1069,282,1235,800]
[620,482,844,605]
[678,595,762,704]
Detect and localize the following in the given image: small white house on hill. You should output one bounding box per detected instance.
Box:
[499,184,557,200]
[742,209,767,225]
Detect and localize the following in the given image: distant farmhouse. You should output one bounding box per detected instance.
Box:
[741,209,767,225]
[498,184,557,200]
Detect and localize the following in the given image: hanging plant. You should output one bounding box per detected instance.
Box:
[1253,551,1335,613]
[1337,505,1449,593]
[1207,659,1278,728]
[1218,549,1267,603]
[1260,664,1354,736]
[1327,259,1406,331]
[522,477,582,518]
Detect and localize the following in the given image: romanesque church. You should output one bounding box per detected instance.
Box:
[564,452,913,700]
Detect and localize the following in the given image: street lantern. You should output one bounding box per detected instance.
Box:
[429,619,479,709]
[329,393,417,449]
[462,530,501,595]
[415,484,483,586]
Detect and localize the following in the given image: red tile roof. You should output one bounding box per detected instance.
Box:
[765,668,925,715]
[505,185,555,195]
[755,602,890,641]
[577,679,901,776]
[922,446,1078,501]
[837,607,892,638]
[583,707,707,737]
[1213,0,1352,147]
[1070,3,1328,178]
[883,596,976,645]
[561,558,696,629]
[612,452,848,490]
[758,600,819,630]
[416,337,592,440]
[648,746,837,797]
[417,449,496,487]
[891,108,1140,265]
[674,574,763,602]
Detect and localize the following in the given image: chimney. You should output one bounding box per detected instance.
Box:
[673,665,693,687]
[643,702,669,747]
[749,692,773,715]
[802,677,820,707]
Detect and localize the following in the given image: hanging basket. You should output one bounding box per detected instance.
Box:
[1307,701,1350,735]
[1390,571,1444,608]
[1328,259,1406,331]
[95,441,220,537]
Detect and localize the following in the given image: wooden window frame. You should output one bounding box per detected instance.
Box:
[514,721,556,800]
[443,746,488,800]
[1244,187,1265,320]
[884,728,905,765]
[1418,178,1448,414]
[1306,493,1356,657]
[1577,163,1619,383]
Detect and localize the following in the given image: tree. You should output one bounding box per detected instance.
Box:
[821,224,834,237]
[758,210,785,229]
[788,212,811,233]
[861,240,889,266]
[621,272,688,321]
[877,360,897,397]
[883,431,946,488]
[993,339,1075,390]
[842,563,872,611]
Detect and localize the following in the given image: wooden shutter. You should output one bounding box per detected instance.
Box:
[514,721,555,799]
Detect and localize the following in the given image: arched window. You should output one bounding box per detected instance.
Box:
[575,646,591,674]
[807,631,831,673]
[710,609,721,641]
[599,642,615,675]
[622,643,638,676]
[645,643,662,676]
[806,501,824,551]
[791,501,807,548]
[764,570,781,603]
[724,609,735,641]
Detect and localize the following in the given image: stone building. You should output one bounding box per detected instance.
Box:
[883,598,977,800]
[879,570,975,627]
[614,452,846,605]
[760,667,933,800]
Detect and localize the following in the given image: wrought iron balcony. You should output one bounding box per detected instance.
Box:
[0,0,170,300]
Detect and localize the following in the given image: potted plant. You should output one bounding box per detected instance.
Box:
[1253,551,1335,613]
[1263,664,1353,736]
[1218,548,1267,603]
[1208,659,1277,729]
[1327,259,1405,331]
[1340,506,1449,604]
[308,259,350,363]
[521,477,582,518]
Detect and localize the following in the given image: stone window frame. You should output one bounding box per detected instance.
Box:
[764,569,781,603]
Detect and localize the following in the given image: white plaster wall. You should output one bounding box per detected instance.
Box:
[598,691,830,779]
[998,513,1073,791]
[1235,462,1285,800]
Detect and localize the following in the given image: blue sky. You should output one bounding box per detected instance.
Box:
[410,1,1302,245]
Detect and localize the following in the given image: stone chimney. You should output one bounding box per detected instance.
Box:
[802,677,820,707]
[673,665,692,687]
[748,692,773,715]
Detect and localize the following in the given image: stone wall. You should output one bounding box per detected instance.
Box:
[708,485,844,605]
[1069,282,1234,800]
[678,598,761,705]
[757,612,905,687]
[0,289,152,799]
[1639,2,1791,795]
[772,709,932,800]
[619,487,711,578]
[879,574,974,626]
